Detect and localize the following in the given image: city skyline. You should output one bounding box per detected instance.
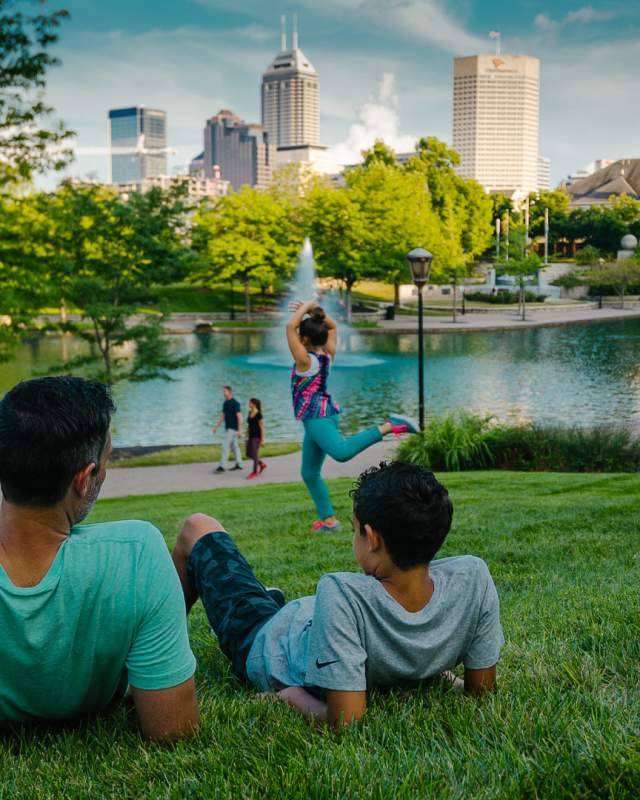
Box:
[44,1,640,187]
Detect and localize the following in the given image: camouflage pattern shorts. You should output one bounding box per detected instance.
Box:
[187,531,280,681]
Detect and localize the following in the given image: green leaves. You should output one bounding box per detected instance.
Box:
[0,0,73,188]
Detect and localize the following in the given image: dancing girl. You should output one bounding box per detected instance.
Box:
[287,299,417,532]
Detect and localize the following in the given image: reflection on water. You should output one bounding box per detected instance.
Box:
[1,319,640,446]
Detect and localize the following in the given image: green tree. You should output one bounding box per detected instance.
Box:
[0,0,73,188]
[575,244,602,266]
[496,228,541,321]
[345,161,444,309]
[304,181,368,323]
[0,192,50,358]
[361,139,397,168]
[581,258,640,309]
[193,187,299,320]
[31,183,196,383]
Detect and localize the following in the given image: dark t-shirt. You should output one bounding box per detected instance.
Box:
[223,398,241,430]
[247,411,263,439]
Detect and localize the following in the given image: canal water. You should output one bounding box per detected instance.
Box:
[3,318,640,446]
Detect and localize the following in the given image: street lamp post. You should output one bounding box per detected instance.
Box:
[406,247,434,431]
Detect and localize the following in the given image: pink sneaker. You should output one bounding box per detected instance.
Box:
[259,461,267,474]
[246,471,258,480]
[387,414,419,437]
[312,519,342,532]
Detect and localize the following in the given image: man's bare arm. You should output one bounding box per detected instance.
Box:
[267,687,366,730]
[464,665,496,694]
[130,676,199,742]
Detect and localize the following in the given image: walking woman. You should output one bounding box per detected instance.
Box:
[246,398,266,480]
[286,299,417,532]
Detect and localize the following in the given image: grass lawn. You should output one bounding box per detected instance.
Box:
[151,284,278,314]
[110,442,299,469]
[1,472,639,798]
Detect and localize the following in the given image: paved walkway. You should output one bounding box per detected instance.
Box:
[102,439,398,499]
[157,304,640,335]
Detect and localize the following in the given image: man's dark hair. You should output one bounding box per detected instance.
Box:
[351,462,453,569]
[0,376,115,507]
[223,385,232,392]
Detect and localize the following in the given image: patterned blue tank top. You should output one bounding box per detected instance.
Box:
[291,353,341,421]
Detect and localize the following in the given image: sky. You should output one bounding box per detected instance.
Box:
[42,0,640,187]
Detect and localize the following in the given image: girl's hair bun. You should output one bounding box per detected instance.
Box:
[311,306,326,323]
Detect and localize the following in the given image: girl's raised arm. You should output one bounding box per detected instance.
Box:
[286,299,315,371]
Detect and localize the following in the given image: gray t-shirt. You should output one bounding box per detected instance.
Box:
[246,555,504,693]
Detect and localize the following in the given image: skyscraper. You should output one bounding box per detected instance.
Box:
[203,109,274,191]
[108,106,167,185]
[452,54,540,197]
[261,16,320,150]
[538,156,551,191]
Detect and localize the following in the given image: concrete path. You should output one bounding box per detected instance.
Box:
[102,439,398,499]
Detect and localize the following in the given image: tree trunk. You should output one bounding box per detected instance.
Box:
[521,284,526,321]
[394,280,400,310]
[60,299,67,324]
[346,285,353,325]
[244,278,251,321]
[620,286,625,309]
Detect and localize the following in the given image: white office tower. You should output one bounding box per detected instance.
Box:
[261,16,320,150]
[453,54,540,198]
[538,156,551,191]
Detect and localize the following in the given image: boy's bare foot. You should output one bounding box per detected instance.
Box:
[172,513,225,613]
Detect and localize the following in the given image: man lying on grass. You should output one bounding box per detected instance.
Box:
[173,461,504,728]
[0,377,198,741]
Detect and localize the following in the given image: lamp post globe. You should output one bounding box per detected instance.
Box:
[406,248,433,432]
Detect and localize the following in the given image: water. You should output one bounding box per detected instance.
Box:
[3,318,640,446]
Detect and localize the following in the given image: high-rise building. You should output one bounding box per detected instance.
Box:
[203,109,274,191]
[538,156,551,191]
[108,106,167,185]
[261,16,320,150]
[453,54,540,198]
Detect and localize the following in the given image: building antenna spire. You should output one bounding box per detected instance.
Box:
[280,15,287,51]
[292,13,299,50]
[489,30,501,56]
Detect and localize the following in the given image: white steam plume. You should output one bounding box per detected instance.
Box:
[326,73,417,169]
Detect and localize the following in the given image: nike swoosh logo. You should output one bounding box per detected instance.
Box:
[316,658,340,669]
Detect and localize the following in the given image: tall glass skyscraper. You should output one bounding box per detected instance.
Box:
[108,106,167,184]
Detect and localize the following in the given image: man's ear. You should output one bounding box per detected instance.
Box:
[364,524,382,552]
[72,463,97,496]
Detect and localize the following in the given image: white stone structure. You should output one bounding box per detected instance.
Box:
[453,54,540,198]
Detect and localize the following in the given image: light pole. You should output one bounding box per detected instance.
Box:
[407,247,434,431]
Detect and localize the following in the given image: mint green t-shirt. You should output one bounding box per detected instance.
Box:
[0,520,196,723]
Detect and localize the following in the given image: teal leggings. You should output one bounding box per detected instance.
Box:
[301,415,382,519]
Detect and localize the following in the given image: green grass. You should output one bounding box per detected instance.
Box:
[151,284,278,314]
[2,472,639,798]
[110,442,299,468]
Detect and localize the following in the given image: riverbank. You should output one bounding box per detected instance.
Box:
[157,303,640,335]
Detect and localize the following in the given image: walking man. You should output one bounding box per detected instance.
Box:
[213,385,243,473]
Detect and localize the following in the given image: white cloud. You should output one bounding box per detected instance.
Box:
[534,14,557,32]
[535,5,613,31]
[327,73,418,168]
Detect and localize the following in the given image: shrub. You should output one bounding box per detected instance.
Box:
[396,412,493,471]
[464,290,546,304]
[396,413,640,472]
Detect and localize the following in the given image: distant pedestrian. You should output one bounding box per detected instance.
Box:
[246,398,266,481]
[212,386,242,473]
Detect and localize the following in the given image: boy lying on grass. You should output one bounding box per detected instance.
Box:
[173,462,504,728]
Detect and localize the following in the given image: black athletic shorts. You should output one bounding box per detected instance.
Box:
[187,531,281,680]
